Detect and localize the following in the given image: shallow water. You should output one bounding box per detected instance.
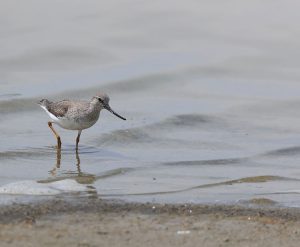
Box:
[2,0,300,207]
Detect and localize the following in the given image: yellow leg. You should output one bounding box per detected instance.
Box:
[48,122,61,149]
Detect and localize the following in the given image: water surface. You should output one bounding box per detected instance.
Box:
[2,0,300,207]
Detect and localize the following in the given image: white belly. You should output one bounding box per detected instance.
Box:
[55,117,98,130]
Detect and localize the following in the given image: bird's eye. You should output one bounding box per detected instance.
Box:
[98,98,103,103]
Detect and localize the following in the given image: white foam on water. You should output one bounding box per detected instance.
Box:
[0,179,90,195]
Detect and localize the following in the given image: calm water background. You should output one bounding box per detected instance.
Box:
[1,0,300,206]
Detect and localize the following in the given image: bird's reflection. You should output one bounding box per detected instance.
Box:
[46,148,96,184]
[49,148,62,176]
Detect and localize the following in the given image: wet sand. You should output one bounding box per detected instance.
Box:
[1,199,300,246]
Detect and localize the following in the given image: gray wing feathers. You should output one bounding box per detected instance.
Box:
[47,100,71,118]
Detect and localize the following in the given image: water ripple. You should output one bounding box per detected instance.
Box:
[100,175,294,197]
[261,146,300,157]
[162,157,247,166]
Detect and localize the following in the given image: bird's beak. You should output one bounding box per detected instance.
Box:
[104,104,126,120]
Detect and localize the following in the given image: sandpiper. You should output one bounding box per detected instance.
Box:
[38,93,126,149]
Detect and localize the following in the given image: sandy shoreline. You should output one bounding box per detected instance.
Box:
[1,199,300,246]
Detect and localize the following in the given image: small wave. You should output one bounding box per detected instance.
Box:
[261,146,300,157]
[95,114,228,147]
[0,98,40,115]
[162,157,246,166]
[0,148,53,160]
[96,128,226,148]
[100,175,291,197]
[0,93,22,98]
[99,129,151,146]
[152,114,225,129]
[101,72,176,93]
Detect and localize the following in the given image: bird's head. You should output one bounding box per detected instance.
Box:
[93,93,126,121]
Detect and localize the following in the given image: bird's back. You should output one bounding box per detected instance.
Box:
[39,99,90,118]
